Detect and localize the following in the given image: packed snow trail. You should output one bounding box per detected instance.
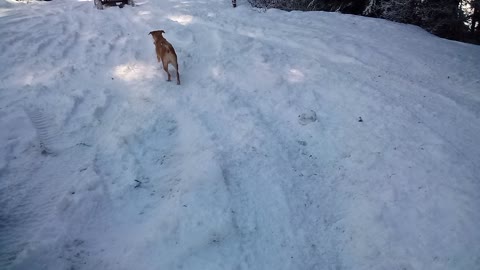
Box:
[1,0,480,269]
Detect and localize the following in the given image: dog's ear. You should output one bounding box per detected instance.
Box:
[159,30,165,34]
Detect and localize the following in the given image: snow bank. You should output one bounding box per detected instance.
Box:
[0,0,12,8]
[1,0,479,269]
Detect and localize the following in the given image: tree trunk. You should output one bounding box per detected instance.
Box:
[471,2,479,33]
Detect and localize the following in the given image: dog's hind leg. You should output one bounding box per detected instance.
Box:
[163,62,171,81]
[174,62,180,85]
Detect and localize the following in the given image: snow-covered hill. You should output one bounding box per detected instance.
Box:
[1,0,479,269]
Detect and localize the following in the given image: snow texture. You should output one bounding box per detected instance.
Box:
[0,0,479,269]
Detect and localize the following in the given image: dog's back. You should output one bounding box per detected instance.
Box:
[156,38,177,64]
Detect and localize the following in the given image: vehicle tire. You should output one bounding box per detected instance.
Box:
[127,0,135,7]
[94,0,103,10]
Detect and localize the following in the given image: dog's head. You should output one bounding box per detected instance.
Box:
[149,30,165,43]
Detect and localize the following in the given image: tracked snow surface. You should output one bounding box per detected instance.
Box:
[1,0,479,269]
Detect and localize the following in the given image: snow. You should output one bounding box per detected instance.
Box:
[1,0,480,269]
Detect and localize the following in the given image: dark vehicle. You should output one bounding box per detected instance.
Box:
[94,0,134,9]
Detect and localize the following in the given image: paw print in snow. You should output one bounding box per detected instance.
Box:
[298,110,317,125]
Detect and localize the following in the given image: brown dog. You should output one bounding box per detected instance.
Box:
[149,30,180,85]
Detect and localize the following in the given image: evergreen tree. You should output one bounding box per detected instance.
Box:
[247,0,477,43]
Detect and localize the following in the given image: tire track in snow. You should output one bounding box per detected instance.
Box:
[0,6,74,83]
[162,13,347,266]
[70,89,231,268]
[0,3,112,261]
[161,26,304,268]
[0,142,44,269]
[52,13,81,61]
[175,83,301,268]
[140,8,290,265]
[0,102,100,269]
[0,147,64,269]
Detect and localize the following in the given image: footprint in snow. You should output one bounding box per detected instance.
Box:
[298,110,317,125]
[24,107,62,155]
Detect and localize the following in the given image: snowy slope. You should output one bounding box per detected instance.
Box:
[1,0,480,269]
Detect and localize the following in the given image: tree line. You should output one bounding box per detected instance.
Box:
[248,0,480,44]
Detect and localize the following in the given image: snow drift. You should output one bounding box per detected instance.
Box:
[0,0,479,269]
